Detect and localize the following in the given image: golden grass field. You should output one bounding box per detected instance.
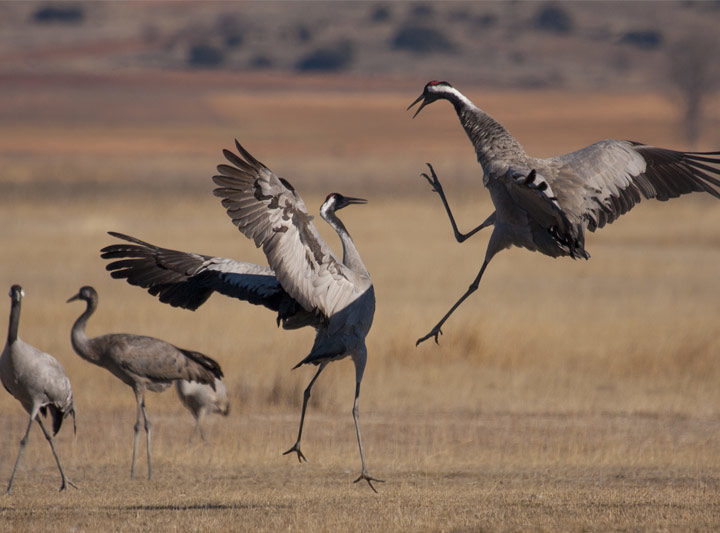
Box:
[1,72,720,530]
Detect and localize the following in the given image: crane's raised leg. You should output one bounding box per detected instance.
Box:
[422,163,495,242]
[283,362,327,462]
[36,418,77,491]
[6,415,34,493]
[418,215,508,346]
[351,380,383,493]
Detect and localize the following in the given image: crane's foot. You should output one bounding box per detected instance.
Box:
[282,442,307,463]
[416,326,443,346]
[59,478,78,491]
[421,163,444,195]
[354,471,384,493]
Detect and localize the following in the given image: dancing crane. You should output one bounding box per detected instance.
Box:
[100,142,381,491]
[409,80,720,345]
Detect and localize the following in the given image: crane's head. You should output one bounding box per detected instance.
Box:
[407,80,454,118]
[320,192,367,220]
[67,285,98,304]
[9,285,24,303]
[321,193,367,214]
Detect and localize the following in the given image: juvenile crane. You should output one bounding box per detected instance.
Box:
[100,142,381,491]
[409,80,720,345]
[67,285,223,480]
[1,285,76,493]
[175,377,229,441]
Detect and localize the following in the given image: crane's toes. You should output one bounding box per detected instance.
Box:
[353,472,384,493]
[282,443,307,463]
[420,171,443,194]
[416,328,442,346]
[420,172,439,192]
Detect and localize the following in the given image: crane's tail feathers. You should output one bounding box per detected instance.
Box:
[40,404,67,436]
[177,347,224,383]
[292,349,342,370]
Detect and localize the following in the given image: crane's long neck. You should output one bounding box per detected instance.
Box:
[322,209,369,277]
[443,89,527,172]
[70,299,100,364]
[6,299,20,345]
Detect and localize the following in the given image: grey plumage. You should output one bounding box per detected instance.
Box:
[409,80,720,345]
[67,285,223,479]
[1,285,76,493]
[175,378,229,441]
[100,142,381,491]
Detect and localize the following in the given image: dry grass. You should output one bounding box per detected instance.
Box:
[1,74,720,530]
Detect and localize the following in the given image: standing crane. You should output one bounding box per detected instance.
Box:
[175,378,229,441]
[66,285,223,480]
[100,142,381,491]
[408,80,720,345]
[1,285,76,493]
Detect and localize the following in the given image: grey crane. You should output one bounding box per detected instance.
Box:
[66,285,223,480]
[1,285,76,493]
[175,377,229,441]
[100,142,381,491]
[409,80,720,345]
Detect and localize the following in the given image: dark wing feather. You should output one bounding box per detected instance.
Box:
[101,231,299,317]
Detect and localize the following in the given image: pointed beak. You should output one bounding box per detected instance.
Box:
[66,293,80,303]
[407,93,429,118]
[343,196,367,206]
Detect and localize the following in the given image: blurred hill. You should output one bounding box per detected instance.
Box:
[1,1,719,199]
[1,1,719,91]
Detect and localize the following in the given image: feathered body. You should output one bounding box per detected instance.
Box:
[409,81,720,344]
[176,378,229,440]
[1,285,76,492]
[67,285,223,479]
[100,142,381,491]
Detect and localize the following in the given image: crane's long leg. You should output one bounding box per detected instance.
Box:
[36,418,77,491]
[283,362,327,462]
[196,414,207,442]
[130,390,143,480]
[351,380,383,493]
[6,415,34,493]
[141,398,152,480]
[417,259,490,346]
[422,163,495,242]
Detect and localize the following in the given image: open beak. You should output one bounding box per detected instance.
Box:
[407,93,429,118]
[343,196,367,206]
[336,196,367,210]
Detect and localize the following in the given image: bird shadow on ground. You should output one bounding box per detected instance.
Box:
[107,502,292,511]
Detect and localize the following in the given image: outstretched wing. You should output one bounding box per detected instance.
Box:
[212,141,361,320]
[100,232,298,317]
[549,139,720,231]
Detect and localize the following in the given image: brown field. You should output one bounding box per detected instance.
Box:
[1,72,720,530]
